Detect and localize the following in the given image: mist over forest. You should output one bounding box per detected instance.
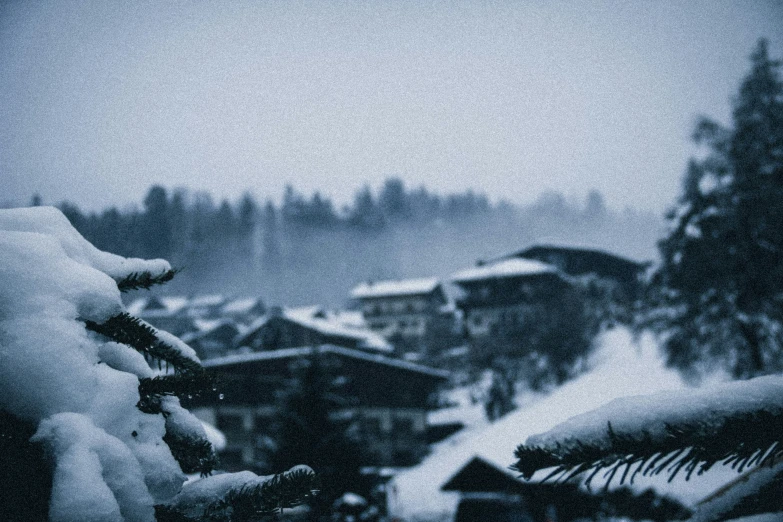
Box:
[28,179,664,308]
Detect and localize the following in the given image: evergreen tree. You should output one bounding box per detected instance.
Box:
[379,177,410,220]
[265,352,366,520]
[512,41,783,522]
[348,185,385,229]
[0,207,316,521]
[645,39,783,379]
[512,372,783,520]
[261,200,282,271]
[141,185,173,259]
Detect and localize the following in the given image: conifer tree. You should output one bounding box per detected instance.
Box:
[264,352,367,520]
[0,206,316,522]
[645,39,783,379]
[513,41,783,521]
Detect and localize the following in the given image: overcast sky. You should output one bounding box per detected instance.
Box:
[1,1,781,212]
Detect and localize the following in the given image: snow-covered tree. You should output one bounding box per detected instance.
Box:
[264,353,367,520]
[511,374,783,520]
[645,39,783,379]
[513,41,783,521]
[0,206,315,522]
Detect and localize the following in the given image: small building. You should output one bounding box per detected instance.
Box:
[442,457,688,522]
[235,306,393,354]
[450,258,568,338]
[126,295,194,336]
[186,294,228,319]
[181,319,242,360]
[188,345,449,470]
[350,277,457,356]
[220,297,266,325]
[510,244,647,287]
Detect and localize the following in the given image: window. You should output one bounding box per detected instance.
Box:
[363,417,383,438]
[218,449,244,469]
[216,413,244,433]
[392,416,414,435]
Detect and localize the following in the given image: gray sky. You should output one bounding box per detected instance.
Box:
[1,1,781,212]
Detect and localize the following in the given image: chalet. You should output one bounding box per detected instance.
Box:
[180,319,242,360]
[509,244,647,287]
[442,457,688,522]
[125,295,194,335]
[186,294,228,319]
[187,345,449,470]
[450,258,568,338]
[350,277,457,355]
[235,306,393,354]
[220,297,266,325]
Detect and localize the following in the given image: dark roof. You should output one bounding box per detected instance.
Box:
[203,344,449,380]
[442,457,690,521]
[511,244,647,283]
[442,457,528,494]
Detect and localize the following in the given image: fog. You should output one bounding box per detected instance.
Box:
[2,1,782,214]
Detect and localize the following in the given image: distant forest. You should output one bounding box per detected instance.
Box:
[29,179,664,307]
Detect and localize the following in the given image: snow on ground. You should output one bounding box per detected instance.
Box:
[388,327,736,521]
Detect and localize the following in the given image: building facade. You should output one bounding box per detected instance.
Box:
[350,277,458,356]
[187,345,448,471]
[451,258,569,339]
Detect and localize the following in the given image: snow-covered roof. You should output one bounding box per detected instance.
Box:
[202,345,449,379]
[189,294,226,307]
[221,297,263,315]
[126,297,148,316]
[241,306,393,353]
[387,328,739,520]
[350,277,441,299]
[126,296,189,317]
[450,258,557,284]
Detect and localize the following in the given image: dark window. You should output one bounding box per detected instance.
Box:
[217,413,244,433]
[392,416,414,435]
[218,449,244,470]
[363,417,383,438]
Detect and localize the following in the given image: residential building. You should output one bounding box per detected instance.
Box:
[125,295,194,335]
[220,297,266,325]
[451,258,568,338]
[509,244,647,287]
[186,294,228,319]
[350,277,458,356]
[180,319,242,360]
[235,306,393,354]
[187,345,449,471]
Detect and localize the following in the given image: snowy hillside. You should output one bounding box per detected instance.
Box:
[388,327,740,521]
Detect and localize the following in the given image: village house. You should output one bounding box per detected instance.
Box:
[180,319,242,360]
[450,258,569,339]
[235,305,393,354]
[350,277,458,356]
[186,294,228,319]
[125,295,194,336]
[187,345,449,471]
[510,244,647,285]
[220,296,266,325]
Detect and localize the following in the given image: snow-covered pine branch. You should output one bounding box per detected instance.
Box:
[513,375,783,484]
[0,206,316,521]
[512,375,783,519]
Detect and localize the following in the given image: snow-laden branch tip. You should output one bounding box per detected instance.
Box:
[513,374,783,486]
